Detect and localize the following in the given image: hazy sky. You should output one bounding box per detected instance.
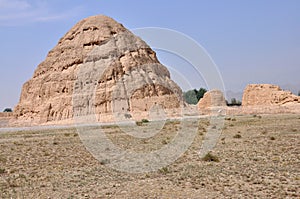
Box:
[0,0,299,111]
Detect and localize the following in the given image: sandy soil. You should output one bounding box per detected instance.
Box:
[0,114,299,198]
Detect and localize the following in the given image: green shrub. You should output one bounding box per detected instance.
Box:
[202,153,220,162]
[270,136,276,140]
[0,168,6,174]
[141,119,149,123]
[0,155,6,163]
[162,140,168,145]
[3,108,12,112]
[100,159,110,165]
[183,88,207,104]
[159,167,170,174]
[136,119,150,126]
[254,114,262,119]
[226,98,242,106]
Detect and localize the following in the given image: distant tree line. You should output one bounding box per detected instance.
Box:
[3,108,12,112]
[183,88,243,107]
[183,88,207,104]
[226,98,242,106]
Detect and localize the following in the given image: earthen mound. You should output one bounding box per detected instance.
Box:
[242,84,300,106]
[14,15,182,125]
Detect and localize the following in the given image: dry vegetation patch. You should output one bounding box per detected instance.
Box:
[0,114,299,198]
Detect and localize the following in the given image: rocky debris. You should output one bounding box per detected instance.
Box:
[13,15,182,125]
[242,84,300,106]
[197,89,226,110]
[224,84,300,115]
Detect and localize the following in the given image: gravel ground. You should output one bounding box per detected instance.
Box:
[0,114,299,198]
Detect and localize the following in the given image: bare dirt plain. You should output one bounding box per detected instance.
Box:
[0,114,299,198]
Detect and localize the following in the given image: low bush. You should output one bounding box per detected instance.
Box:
[202,153,220,162]
[233,134,242,139]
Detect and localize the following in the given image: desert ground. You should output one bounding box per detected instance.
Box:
[0,114,299,198]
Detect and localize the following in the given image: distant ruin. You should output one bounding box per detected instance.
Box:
[242,84,300,106]
[7,15,300,126]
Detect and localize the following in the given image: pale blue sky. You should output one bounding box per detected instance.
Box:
[0,0,299,111]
